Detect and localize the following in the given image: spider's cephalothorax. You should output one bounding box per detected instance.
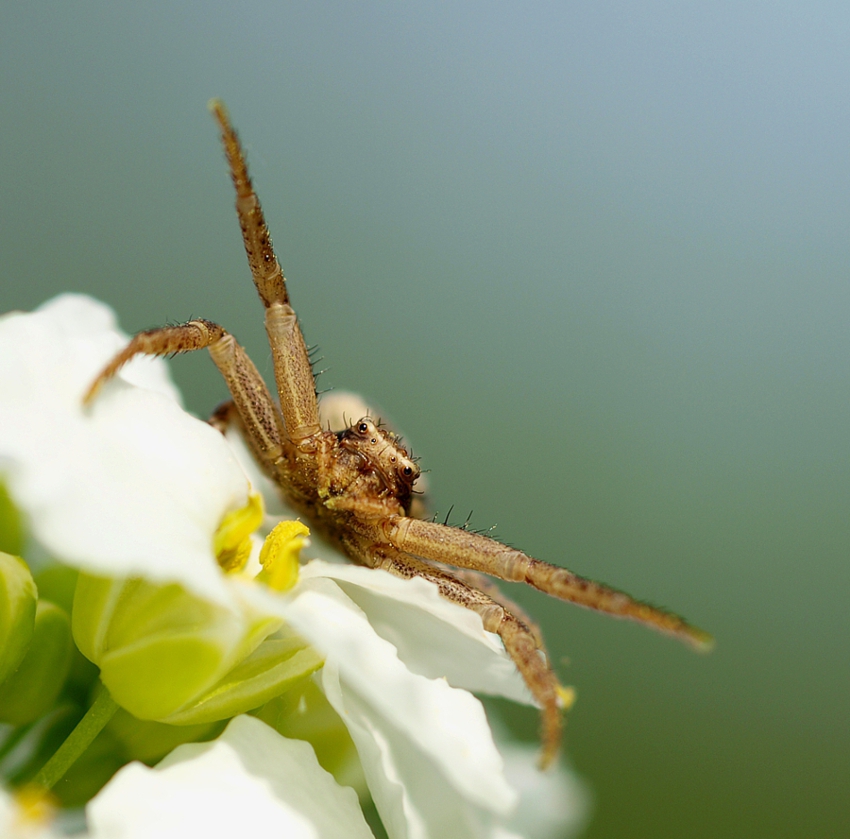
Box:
[333,418,420,515]
[86,101,712,768]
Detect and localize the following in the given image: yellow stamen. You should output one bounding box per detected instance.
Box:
[12,784,56,830]
[257,521,310,592]
[557,685,577,711]
[214,492,264,572]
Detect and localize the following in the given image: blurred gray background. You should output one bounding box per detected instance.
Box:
[2,3,848,837]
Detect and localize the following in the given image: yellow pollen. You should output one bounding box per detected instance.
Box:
[214,492,264,572]
[257,520,310,592]
[557,685,577,711]
[11,785,56,831]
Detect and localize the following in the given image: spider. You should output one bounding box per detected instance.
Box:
[85,101,712,768]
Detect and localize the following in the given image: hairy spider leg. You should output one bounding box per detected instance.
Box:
[344,537,566,768]
[209,99,321,446]
[84,318,290,474]
[385,516,714,650]
[452,568,546,648]
[208,399,240,435]
[84,101,712,770]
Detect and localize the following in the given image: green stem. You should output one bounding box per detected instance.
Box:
[33,683,118,790]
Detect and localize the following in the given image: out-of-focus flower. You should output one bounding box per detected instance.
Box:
[87,715,371,839]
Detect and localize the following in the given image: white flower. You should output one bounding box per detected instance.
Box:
[0,788,58,839]
[87,715,370,839]
[499,740,591,839]
[0,295,588,839]
[0,294,245,607]
[1,715,371,839]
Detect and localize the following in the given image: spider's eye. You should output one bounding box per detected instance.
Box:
[358,422,369,434]
[402,465,414,478]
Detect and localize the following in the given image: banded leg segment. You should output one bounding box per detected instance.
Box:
[210,100,320,445]
[386,516,714,650]
[84,320,286,471]
[358,541,565,768]
[452,568,545,648]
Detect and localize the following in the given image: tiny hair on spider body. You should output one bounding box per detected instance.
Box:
[85,100,712,768]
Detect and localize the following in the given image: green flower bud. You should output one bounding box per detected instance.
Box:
[70,497,324,726]
[72,574,282,720]
[35,565,100,700]
[160,623,323,726]
[0,483,24,557]
[0,599,73,725]
[34,564,79,614]
[0,551,37,686]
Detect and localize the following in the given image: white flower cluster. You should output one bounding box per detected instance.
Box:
[0,295,588,839]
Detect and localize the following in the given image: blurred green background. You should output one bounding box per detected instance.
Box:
[2,4,848,836]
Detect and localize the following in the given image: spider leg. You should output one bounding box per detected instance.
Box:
[385,516,714,650]
[207,399,289,487]
[84,320,286,475]
[208,399,238,435]
[351,539,566,768]
[450,568,545,648]
[210,100,321,447]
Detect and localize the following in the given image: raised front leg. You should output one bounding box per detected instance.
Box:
[210,100,321,446]
[85,320,286,474]
[385,516,714,650]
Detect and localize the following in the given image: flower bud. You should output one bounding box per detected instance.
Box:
[0,551,37,687]
[0,599,73,725]
[69,492,324,726]
[36,565,100,698]
[71,575,322,725]
[0,483,23,557]
[72,573,283,721]
[160,622,323,726]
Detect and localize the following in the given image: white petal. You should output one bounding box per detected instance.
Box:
[87,720,324,839]
[321,663,517,839]
[301,561,533,705]
[499,742,591,839]
[155,716,374,839]
[0,295,248,606]
[228,422,533,705]
[246,577,518,839]
[0,788,60,839]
